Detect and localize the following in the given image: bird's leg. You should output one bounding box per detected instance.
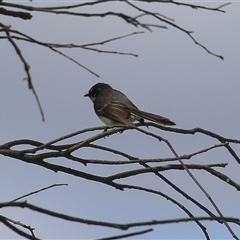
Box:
[139,118,149,128]
[118,127,125,134]
[103,128,108,133]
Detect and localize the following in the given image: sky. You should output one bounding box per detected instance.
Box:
[1,1,240,239]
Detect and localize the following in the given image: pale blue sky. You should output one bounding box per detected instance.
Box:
[1,1,240,239]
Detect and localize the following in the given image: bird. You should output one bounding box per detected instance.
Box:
[84,82,175,127]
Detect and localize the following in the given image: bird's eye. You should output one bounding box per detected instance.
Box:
[89,86,101,97]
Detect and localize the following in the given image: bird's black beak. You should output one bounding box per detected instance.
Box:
[84,93,89,97]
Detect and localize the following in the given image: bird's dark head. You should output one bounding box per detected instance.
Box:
[84,83,112,102]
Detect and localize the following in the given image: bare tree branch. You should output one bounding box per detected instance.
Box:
[1,125,239,228]
[0,215,39,240]
[1,202,239,229]
[96,228,153,240]
[9,184,68,203]
[0,7,32,20]
[0,22,45,121]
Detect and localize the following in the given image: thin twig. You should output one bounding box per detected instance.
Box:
[0,22,45,121]
[0,215,39,240]
[9,183,68,203]
[96,228,153,240]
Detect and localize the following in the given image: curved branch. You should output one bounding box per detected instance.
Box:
[1,202,239,229]
[96,228,153,240]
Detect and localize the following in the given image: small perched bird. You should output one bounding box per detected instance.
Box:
[84,83,175,127]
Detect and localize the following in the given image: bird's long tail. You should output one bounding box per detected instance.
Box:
[130,108,175,126]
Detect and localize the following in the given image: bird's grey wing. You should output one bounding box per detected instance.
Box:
[96,101,135,126]
[113,89,139,110]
